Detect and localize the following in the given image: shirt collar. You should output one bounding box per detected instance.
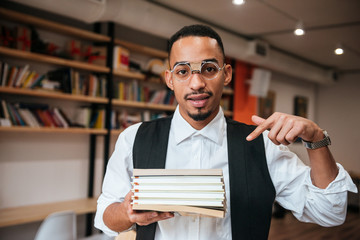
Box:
[171,106,225,145]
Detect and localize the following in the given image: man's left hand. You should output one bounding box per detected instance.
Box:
[246,112,324,145]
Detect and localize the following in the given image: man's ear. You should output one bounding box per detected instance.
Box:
[165,70,174,90]
[223,64,232,86]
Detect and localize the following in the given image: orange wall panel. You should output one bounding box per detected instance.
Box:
[232,61,257,125]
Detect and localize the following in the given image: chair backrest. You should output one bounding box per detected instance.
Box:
[34,210,77,240]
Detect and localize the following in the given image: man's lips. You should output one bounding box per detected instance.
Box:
[186,93,211,108]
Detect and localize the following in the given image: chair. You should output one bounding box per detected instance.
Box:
[34,210,111,240]
[34,211,76,240]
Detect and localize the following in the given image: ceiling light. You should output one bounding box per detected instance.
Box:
[294,21,305,36]
[334,45,344,55]
[232,0,245,5]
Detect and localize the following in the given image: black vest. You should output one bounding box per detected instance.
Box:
[133,116,275,240]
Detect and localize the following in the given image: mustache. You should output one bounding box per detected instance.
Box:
[184,91,213,100]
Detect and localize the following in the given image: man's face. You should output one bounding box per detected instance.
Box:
[165,36,232,129]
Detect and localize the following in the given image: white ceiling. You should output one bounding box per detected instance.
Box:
[150,0,360,74]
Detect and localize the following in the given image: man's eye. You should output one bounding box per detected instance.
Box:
[204,67,216,73]
[176,69,188,75]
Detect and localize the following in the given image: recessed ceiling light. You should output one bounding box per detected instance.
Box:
[334,46,344,55]
[232,0,245,5]
[294,21,305,36]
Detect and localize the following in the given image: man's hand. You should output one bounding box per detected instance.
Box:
[246,112,324,145]
[103,191,174,232]
[123,191,174,226]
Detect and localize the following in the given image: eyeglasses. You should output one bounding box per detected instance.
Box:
[170,61,225,82]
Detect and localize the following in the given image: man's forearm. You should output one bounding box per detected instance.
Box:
[308,147,338,189]
[103,202,133,233]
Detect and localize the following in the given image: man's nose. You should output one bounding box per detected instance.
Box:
[188,71,206,90]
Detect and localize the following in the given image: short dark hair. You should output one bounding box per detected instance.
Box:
[168,24,225,61]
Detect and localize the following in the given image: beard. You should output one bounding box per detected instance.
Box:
[188,108,213,121]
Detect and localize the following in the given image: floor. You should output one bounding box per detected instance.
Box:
[114,209,360,240]
[268,210,360,240]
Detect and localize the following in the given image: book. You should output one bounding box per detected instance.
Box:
[1,62,9,86]
[53,107,69,128]
[17,107,40,127]
[113,46,130,71]
[131,169,226,218]
[46,68,73,93]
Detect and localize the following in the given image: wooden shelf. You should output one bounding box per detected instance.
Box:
[112,99,176,112]
[111,128,124,136]
[223,88,234,95]
[0,8,110,42]
[0,126,107,134]
[113,69,146,80]
[224,110,233,117]
[115,39,168,59]
[0,198,97,228]
[0,47,110,73]
[0,87,108,104]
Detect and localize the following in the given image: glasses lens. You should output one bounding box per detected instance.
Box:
[173,63,191,81]
[201,62,219,80]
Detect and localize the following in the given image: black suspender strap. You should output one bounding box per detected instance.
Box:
[133,116,172,240]
[226,118,275,240]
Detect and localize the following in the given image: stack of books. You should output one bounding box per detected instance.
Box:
[131,169,226,218]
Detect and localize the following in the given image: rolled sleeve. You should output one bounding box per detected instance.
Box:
[293,163,358,226]
[264,132,358,227]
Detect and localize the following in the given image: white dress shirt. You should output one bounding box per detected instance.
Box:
[95,106,357,240]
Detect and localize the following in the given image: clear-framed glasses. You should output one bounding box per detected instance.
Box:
[170,61,225,82]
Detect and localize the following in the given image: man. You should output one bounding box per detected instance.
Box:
[95,25,357,240]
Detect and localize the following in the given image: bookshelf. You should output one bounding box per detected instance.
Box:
[0,5,235,232]
[0,198,97,228]
[0,86,108,104]
[0,125,107,134]
[112,99,177,111]
[114,39,168,59]
[113,68,145,80]
[0,46,110,73]
[0,7,110,232]
[0,8,110,42]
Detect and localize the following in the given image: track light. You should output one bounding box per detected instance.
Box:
[232,0,245,5]
[294,21,305,36]
[334,44,344,55]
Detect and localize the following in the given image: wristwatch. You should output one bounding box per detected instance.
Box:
[302,130,331,150]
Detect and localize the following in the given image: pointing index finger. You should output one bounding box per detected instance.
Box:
[246,115,272,141]
[246,124,268,141]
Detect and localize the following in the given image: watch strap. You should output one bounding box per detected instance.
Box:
[302,130,331,150]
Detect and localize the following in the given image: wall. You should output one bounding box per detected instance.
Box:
[317,73,360,173]
[266,72,317,164]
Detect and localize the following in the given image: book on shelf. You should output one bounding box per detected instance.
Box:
[131,169,226,218]
[0,99,12,126]
[0,62,46,88]
[0,100,74,128]
[113,79,177,106]
[73,107,105,129]
[46,68,73,93]
[45,67,106,97]
[113,46,130,71]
